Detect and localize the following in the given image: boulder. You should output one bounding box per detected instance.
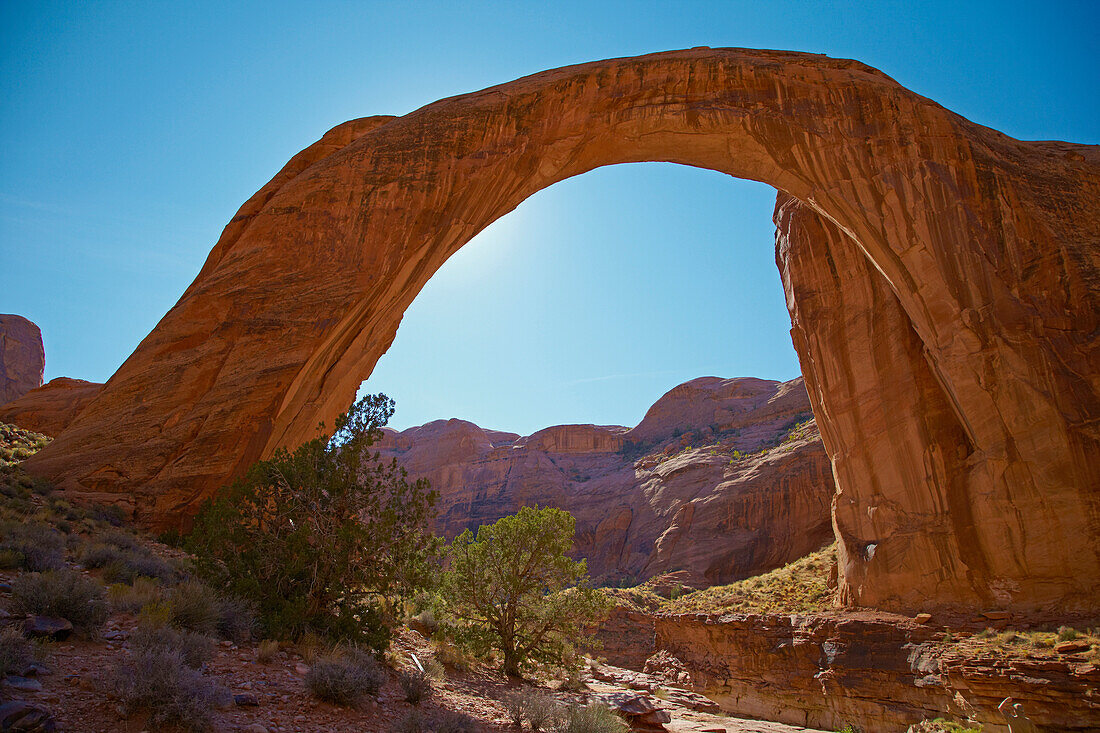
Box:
[22,616,71,641]
[0,701,55,732]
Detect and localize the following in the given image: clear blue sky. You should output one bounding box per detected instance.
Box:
[2,1,1097,435]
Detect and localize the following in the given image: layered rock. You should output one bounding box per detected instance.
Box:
[0,378,104,437]
[599,610,1100,732]
[0,315,44,406]
[377,376,834,585]
[23,49,1099,616]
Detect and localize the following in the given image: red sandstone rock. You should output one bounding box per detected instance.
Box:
[0,378,103,437]
[0,315,44,407]
[376,377,834,586]
[23,49,1100,617]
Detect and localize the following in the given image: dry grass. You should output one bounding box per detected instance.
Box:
[601,544,837,616]
[950,626,1099,662]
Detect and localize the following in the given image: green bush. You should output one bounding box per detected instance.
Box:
[441,506,610,677]
[186,394,439,648]
[304,648,387,706]
[11,569,108,633]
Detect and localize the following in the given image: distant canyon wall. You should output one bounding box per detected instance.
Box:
[377,376,835,586]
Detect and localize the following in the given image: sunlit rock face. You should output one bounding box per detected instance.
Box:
[23,48,1099,616]
[376,377,834,586]
[0,378,103,437]
[0,315,44,407]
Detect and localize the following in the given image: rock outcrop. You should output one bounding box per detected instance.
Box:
[0,378,103,437]
[24,49,1100,617]
[599,610,1100,732]
[0,315,44,406]
[377,376,834,585]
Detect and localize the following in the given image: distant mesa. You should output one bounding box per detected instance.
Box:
[377,376,834,587]
[0,315,45,407]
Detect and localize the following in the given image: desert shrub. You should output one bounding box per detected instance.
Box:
[432,636,476,672]
[0,521,65,571]
[166,580,221,635]
[82,539,176,584]
[411,607,438,634]
[555,702,628,733]
[297,630,326,664]
[11,569,108,633]
[130,620,213,668]
[305,648,386,706]
[186,394,440,648]
[0,626,36,676]
[441,506,610,676]
[214,594,256,643]
[256,639,280,664]
[399,667,432,704]
[107,577,163,614]
[106,647,228,731]
[503,688,561,732]
[1058,626,1079,641]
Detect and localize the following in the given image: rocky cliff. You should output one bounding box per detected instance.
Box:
[377,376,835,586]
[0,315,44,406]
[0,378,104,437]
[597,609,1100,732]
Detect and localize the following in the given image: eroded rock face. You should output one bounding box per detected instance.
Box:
[377,377,834,586]
[0,315,44,406]
[644,612,1100,732]
[24,48,1100,615]
[0,378,103,437]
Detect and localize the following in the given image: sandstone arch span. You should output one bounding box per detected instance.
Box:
[26,48,1100,615]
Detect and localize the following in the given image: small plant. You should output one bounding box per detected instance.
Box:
[503,688,560,732]
[835,725,862,733]
[214,594,256,643]
[256,639,280,664]
[0,626,36,677]
[297,630,326,664]
[166,580,221,636]
[432,636,476,672]
[1057,626,1079,641]
[424,657,446,679]
[557,702,627,733]
[106,647,228,731]
[11,568,108,633]
[399,667,432,704]
[107,577,163,614]
[305,648,386,706]
[0,521,65,571]
[130,620,213,669]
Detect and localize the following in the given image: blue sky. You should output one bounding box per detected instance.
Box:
[2,1,1097,435]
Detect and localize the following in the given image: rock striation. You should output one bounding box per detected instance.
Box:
[0,378,103,437]
[23,48,1100,617]
[599,610,1100,732]
[0,315,44,406]
[377,376,834,586]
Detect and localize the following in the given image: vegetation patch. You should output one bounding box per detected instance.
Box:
[11,568,109,633]
[304,647,387,706]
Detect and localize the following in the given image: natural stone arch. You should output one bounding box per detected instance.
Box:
[26,48,1099,615]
